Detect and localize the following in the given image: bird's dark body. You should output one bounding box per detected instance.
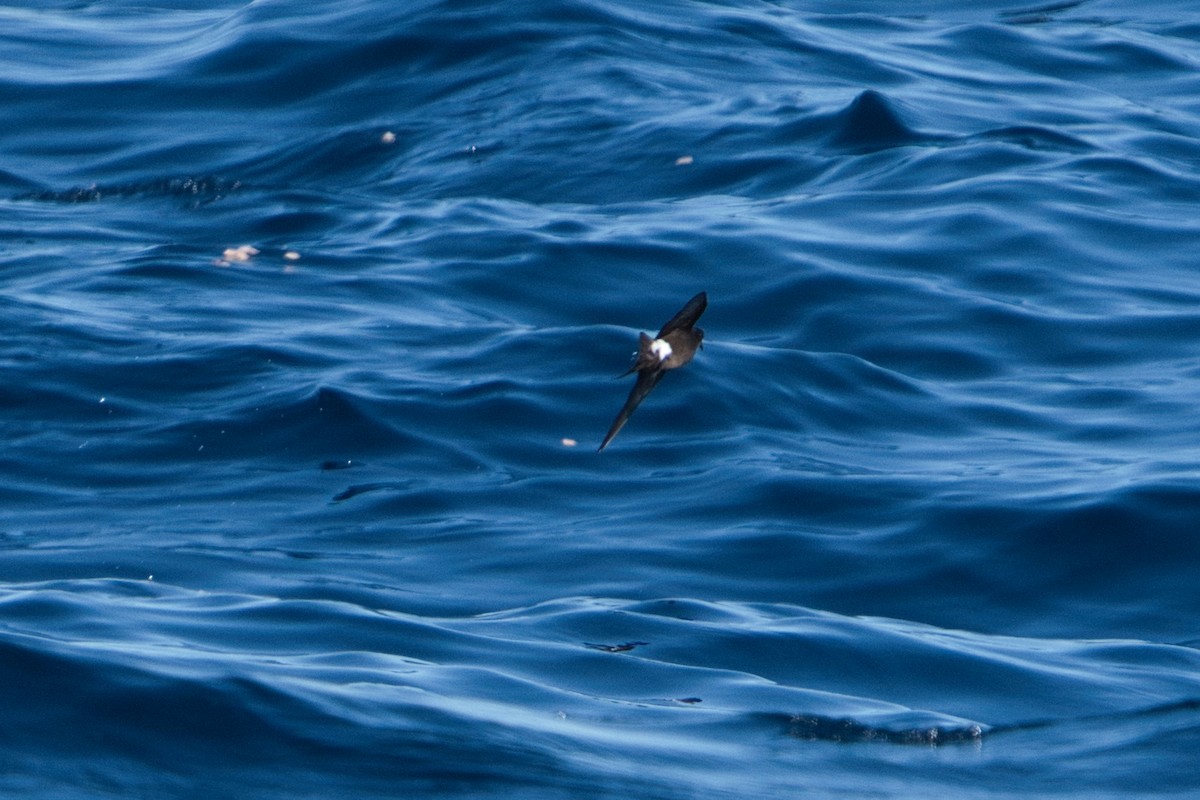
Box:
[599,292,707,451]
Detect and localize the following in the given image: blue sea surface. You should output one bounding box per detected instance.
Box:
[3,0,1200,797]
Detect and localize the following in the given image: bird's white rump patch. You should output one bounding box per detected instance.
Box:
[650,338,673,361]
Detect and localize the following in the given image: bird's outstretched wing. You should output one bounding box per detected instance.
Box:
[598,369,665,451]
[656,291,707,338]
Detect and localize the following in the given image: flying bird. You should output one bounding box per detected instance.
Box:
[598,291,707,451]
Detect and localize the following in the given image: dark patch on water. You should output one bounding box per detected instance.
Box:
[16,176,244,205]
[783,714,987,746]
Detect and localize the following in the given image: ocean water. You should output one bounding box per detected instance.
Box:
[2,0,1200,797]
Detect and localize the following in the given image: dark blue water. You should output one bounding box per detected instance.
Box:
[3,1,1199,797]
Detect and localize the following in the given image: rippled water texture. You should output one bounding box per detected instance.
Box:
[2,1,1200,797]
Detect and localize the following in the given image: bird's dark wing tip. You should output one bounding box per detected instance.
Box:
[657,291,708,337]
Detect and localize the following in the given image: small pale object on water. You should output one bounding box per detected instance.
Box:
[220,245,259,264]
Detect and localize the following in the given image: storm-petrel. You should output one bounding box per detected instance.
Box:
[599,291,707,451]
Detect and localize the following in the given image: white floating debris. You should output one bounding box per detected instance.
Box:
[381,131,396,144]
[283,250,301,261]
[219,244,259,265]
[675,155,694,166]
[561,438,578,447]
